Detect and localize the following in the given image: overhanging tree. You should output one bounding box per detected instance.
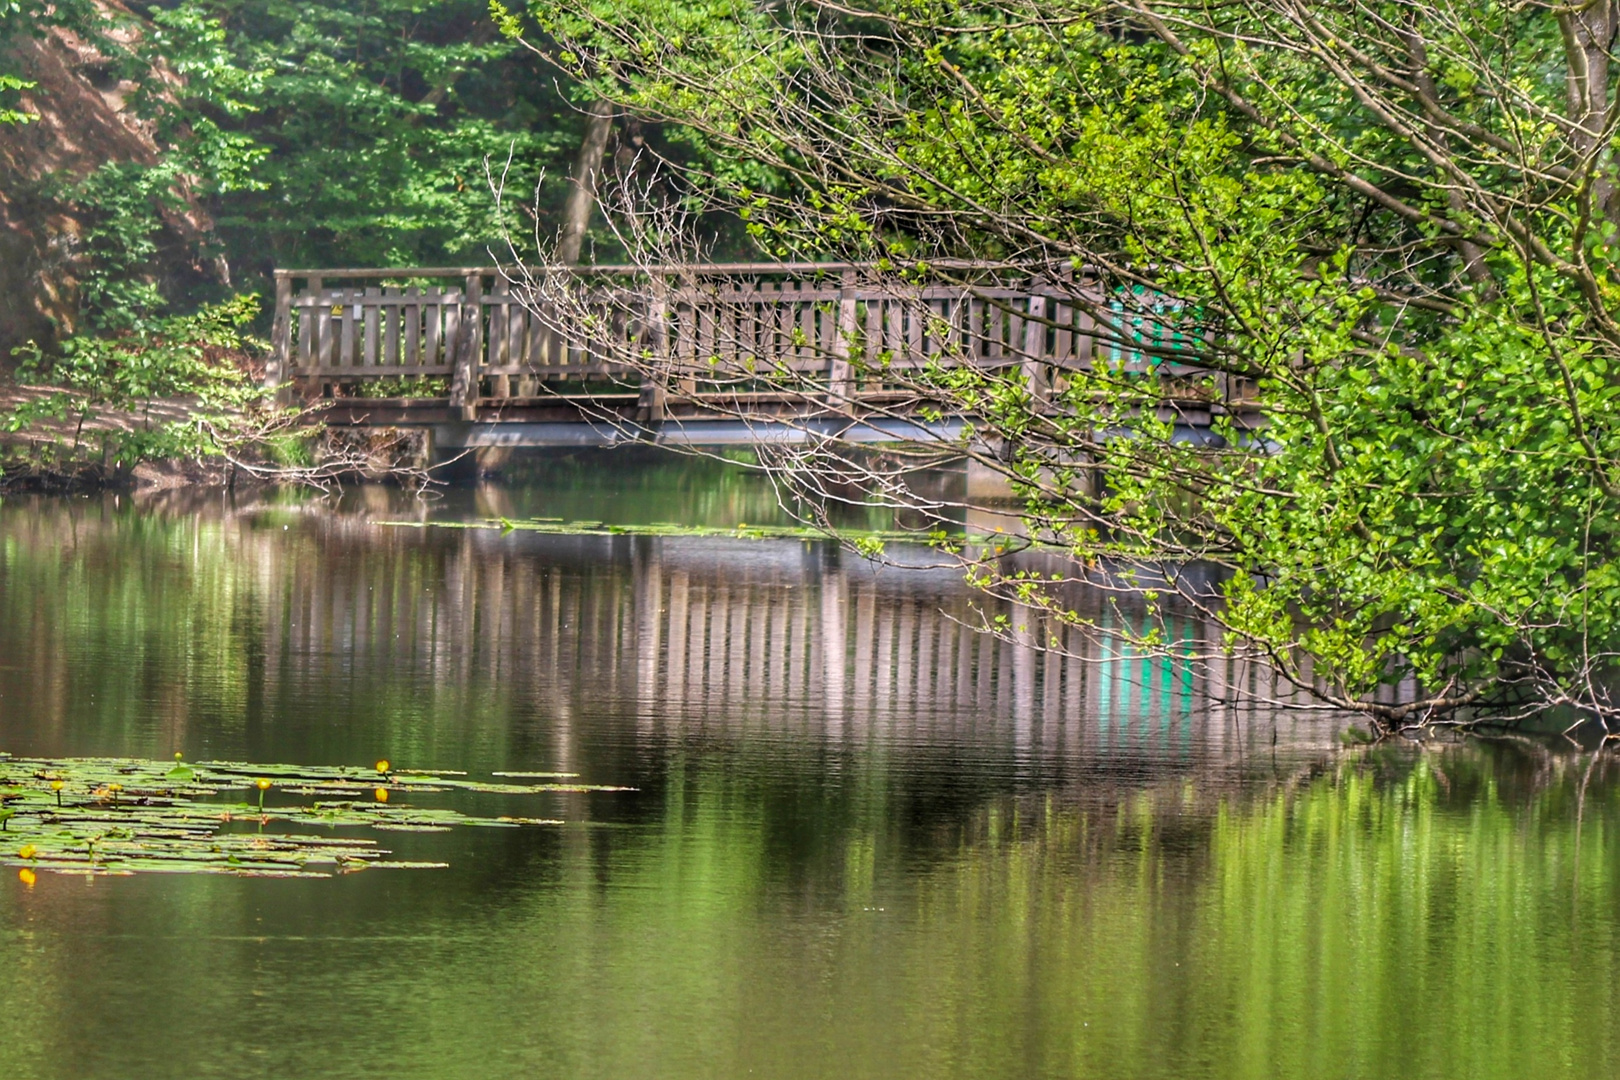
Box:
[504,0,1620,731]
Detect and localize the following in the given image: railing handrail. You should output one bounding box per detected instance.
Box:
[271,260,1084,280]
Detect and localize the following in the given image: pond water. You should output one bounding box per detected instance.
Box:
[0,451,1618,1079]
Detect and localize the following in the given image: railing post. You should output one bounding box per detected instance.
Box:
[307,274,325,397]
[450,271,484,421]
[1023,287,1048,406]
[637,275,670,429]
[828,269,858,407]
[489,276,510,400]
[267,271,293,406]
[676,278,697,397]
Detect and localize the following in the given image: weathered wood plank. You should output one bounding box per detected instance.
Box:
[676,293,697,395]
[741,283,758,367]
[508,290,526,368]
[363,286,380,368]
[450,274,482,418]
[827,270,856,403]
[697,299,716,381]
[1072,302,1095,370]
[315,287,335,371]
[402,287,420,366]
[383,286,401,366]
[488,277,511,398]
[968,297,985,366]
[774,283,796,370]
[863,289,881,370]
[339,289,357,368]
[798,288,815,370]
[441,290,460,372]
[720,280,740,381]
[1023,293,1047,401]
[297,299,313,368]
[424,288,443,366]
[1053,299,1072,361]
[636,278,670,423]
[529,298,552,373]
[269,274,292,401]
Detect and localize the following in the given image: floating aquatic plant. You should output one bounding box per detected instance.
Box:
[373,517,961,545]
[0,755,632,878]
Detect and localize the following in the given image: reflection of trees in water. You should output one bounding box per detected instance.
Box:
[12,498,1620,1076]
[0,492,1333,774]
[430,740,1620,1080]
[866,742,1620,1079]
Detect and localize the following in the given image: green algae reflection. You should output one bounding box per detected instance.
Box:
[0,755,631,878]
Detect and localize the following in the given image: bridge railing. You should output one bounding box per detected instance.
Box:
[266,263,1213,418]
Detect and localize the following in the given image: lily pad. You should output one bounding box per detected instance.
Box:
[0,754,631,878]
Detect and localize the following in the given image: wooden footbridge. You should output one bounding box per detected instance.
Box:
[266,263,1240,450]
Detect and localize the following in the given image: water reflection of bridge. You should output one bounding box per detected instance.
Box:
[262,519,1326,759]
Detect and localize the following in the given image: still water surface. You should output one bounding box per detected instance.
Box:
[0,452,1617,1079]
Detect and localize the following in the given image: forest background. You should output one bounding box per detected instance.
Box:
[0,0,694,364]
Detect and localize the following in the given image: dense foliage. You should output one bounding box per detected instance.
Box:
[521,0,1620,728]
[1,0,594,326]
[0,0,625,471]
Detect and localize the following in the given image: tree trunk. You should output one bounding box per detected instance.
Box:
[1559,3,1619,226]
[557,99,615,265]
